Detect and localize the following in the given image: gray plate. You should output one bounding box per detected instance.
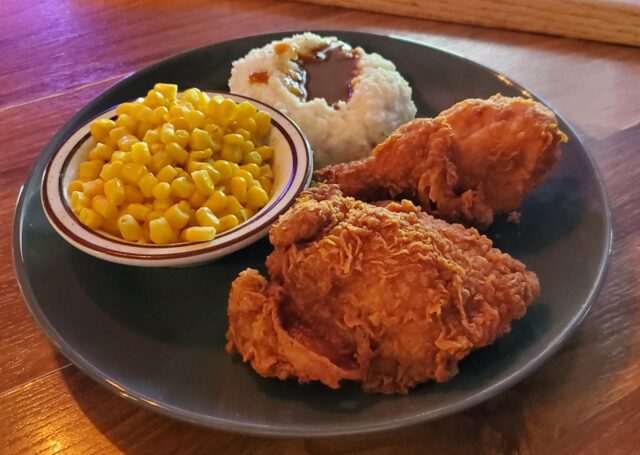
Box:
[13,31,612,437]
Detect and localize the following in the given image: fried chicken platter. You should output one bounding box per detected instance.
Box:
[225,94,566,394]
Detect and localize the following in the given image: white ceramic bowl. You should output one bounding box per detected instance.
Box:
[41,92,312,267]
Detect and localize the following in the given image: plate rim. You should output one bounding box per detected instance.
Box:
[12,29,613,437]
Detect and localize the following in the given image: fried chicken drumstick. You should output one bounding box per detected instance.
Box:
[315,95,567,227]
[226,185,539,393]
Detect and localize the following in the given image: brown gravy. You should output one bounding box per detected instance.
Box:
[297,44,359,106]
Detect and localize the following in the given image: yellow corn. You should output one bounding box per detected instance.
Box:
[238,117,257,134]
[183,226,216,242]
[213,160,234,181]
[131,142,151,165]
[70,191,90,212]
[259,176,273,194]
[143,129,160,144]
[221,143,242,163]
[165,203,190,229]
[115,114,137,133]
[78,207,104,229]
[156,164,178,183]
[191,170,215,196]
[218,214,239,233]
[90,119,116,142]
[82,179,104,198]
[101,218,120,237]
[137,173,156,198]
[230,176,248,203]
[185,109,205,130]
[170,176,195,199]
[150,106,169,126]
[115,102,136,116]
[166,142,188,165]
[149,217,174,244]
[103,178,125,205]
[117,214,143,241]
[145,209,165,222]
[150,150,171,173]
[122,163,147,185]
[233,168,254,184]
[152,181,172,200]
[124,185,145,203]
[189,128,211,150]
[195,207,220,228]
[203,190,227,214]
[254,111,271,136]
[225,195,243,215]
[144,90,167,109]
[189,148,213,161]
[241,163,261,178]
[124,203,151,221]
[188,190,208,208]
[175,129,190,148]
[67,180,84,194]
[238,207,255,222]
[154,83,178,101]
[78,160,102,180]
[247,186,269,209]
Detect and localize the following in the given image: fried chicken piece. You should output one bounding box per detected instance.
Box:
[226,185,540,393]
[315,95,567,227]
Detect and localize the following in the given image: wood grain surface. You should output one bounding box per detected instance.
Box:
[1,0,640,453]
[296,0,640,47]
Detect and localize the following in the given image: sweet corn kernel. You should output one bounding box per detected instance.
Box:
[225,195,243,215]
[115,102,136,116]
[188,190,208,208]
[82,179,104,198]
[131,142,151,165]
[149,217,174,244]
[247,186,269,209]
[143,129,160,144]
[195,207,220,228]
[230,176,248,203]
[125,203,151,221]
[238,117,257,134]
[191,170,215,196]
[124,185,145,204]
[108,126,129,143]
[78,207,104,229]
[122,163,147,184]
[154,83,178,101]
[254,111,271,136]
[117,134,139,153]
[160,124,176,144]
[213,160,234,181]
[189,128,211,150]
[117,214,143,241]
[185,109,205,130]
[256,145,274,161]
[203,190,227,214]
[78,160,103,180]
[153,198,174,211]
[166,142,188,164]
[156,164,178,183]
[68,180,84,194]
[223,133,245,146]
[101,218,120,236]
[175,129,190,148]
[132,104,153,122]
[218,214,239,233]
[183,226,216,242]
[104,178,125,206]
[91,195,118,220]
[145,209,165,222]
[150,106,169,126]
[260,164,273,178]
[189,148,213,161]
[150,151,171,173]
[241,163,261,178]
[259,176,273,194]
[90,119,116,142]
[240,140,255,155]
[152,181,172,200]
[136,121,153,139]
[221,143,242,163]
[70,191,90,212]
[138,173,157,198]
[115,114,137,133]
[238,207,255,222]
[233,169,254,184]
[170,176,195,199]
[144,90,166,108]
[165,203,190,229]
[235,128,251,141]
[237,101,258,119]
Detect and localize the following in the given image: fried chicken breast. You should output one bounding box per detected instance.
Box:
[315,95,567,227]
[226,185,539,393]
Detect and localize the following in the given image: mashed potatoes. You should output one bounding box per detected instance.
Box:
[229,33,416,167]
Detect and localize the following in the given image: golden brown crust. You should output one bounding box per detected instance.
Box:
[314,94,567,228]
[226,185,540,393]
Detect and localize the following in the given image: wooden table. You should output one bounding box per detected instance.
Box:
[1,1,639,453]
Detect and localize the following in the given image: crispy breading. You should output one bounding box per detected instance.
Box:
[315,95,567,227]
[226,185,539,393]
